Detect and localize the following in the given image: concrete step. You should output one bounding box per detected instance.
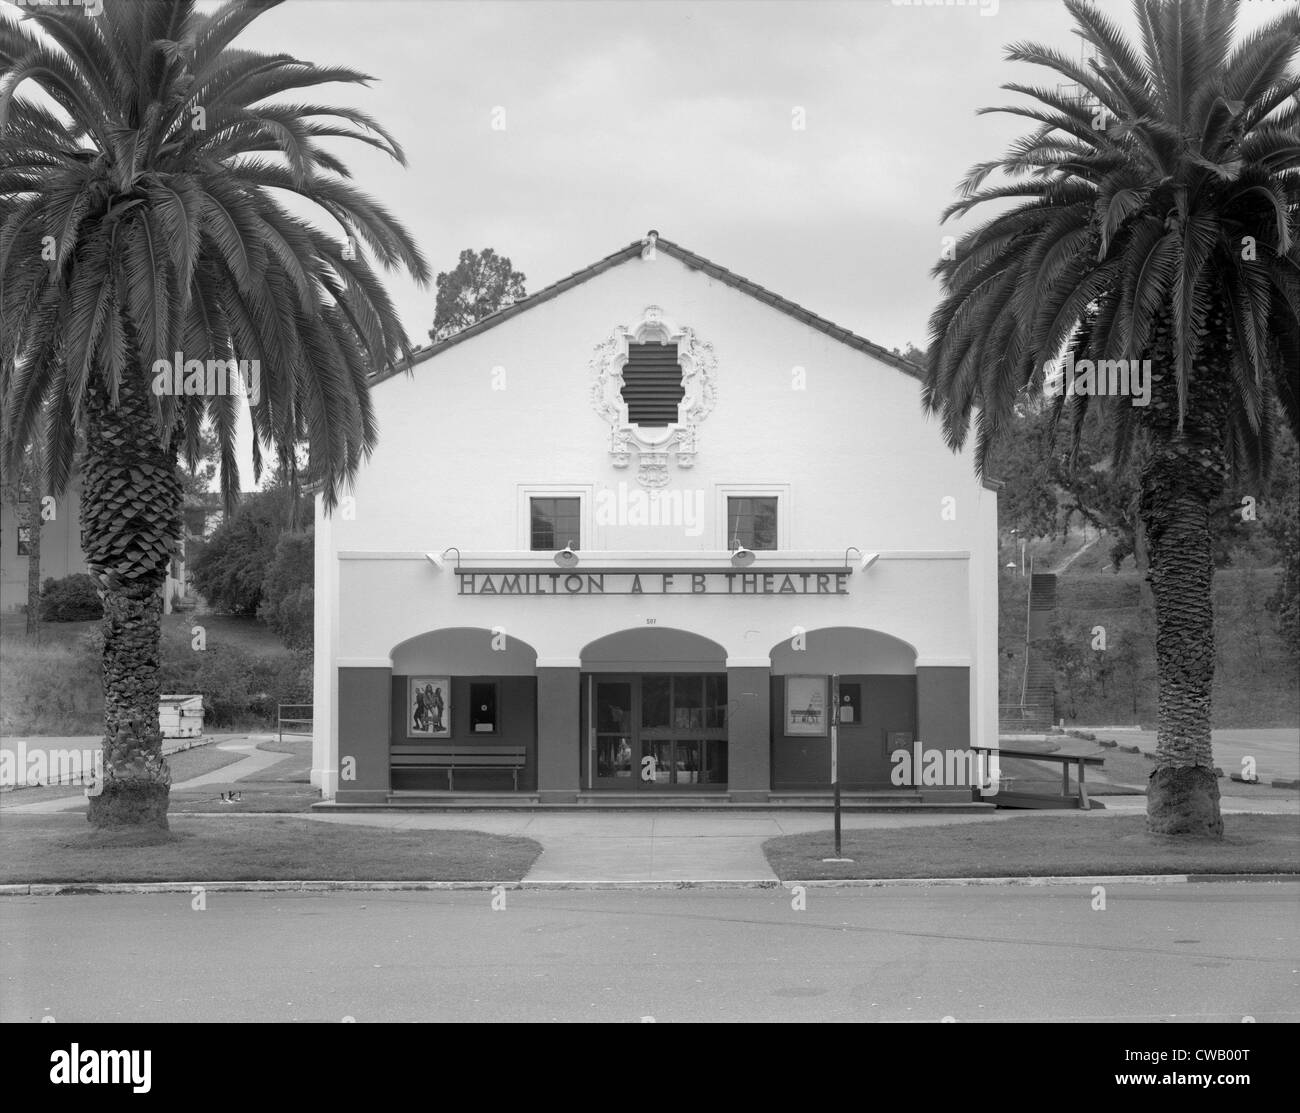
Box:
[313,793,993,813]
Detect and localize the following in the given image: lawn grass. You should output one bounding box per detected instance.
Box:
[256,735,312,757]
[763,814,1300,881]
[0,814,542,883]
[0,612,286,653]
[165,734,317,813]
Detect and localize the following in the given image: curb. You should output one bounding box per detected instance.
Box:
[2,873,1297,896]
[1227,775,1298,789]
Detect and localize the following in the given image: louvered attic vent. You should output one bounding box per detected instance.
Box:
[621,342,684,426]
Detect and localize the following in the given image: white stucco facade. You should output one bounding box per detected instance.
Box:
[312,237,998,802]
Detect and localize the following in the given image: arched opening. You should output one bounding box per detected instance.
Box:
[580,626,727,671]
[388,628,539,794]
[768,626,918,674]
[391,627,539,675]
[767,627,919,792]
[579,627,729,792]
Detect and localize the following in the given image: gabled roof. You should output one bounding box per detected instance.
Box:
[372,233,926,385]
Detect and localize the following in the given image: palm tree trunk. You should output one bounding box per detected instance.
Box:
[1139,312,1231,838]
[81,370,182,829]
[24,483,41,639]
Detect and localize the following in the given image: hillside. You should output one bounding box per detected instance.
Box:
[1000,561,1298,729]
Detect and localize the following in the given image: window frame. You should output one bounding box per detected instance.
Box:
[717,485,790,552]
[518,485,592,552]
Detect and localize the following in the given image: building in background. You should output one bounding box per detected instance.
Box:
[1,482,222,615]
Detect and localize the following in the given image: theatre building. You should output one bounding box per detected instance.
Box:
[312,233,999,804]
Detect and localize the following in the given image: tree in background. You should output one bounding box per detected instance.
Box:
[191,483,306,617]
[1265,429,1300,658]
[429,248,526,342]
[257,528,314,649]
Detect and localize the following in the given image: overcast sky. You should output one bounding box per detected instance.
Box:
[228,0,1141,354]
[227,0,1283,356]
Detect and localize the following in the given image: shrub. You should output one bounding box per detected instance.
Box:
[191,486,306,614]
[247,651,313,717]
[195,649,255,728]
[157,642,312,728]
[257,530,314,648]
[40,574,103,621]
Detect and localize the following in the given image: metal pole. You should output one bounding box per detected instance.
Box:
[831,674,840,858]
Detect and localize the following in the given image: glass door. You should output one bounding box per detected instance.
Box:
[638,674,728,790]
[593,679,634,786]
[588,674,729,790]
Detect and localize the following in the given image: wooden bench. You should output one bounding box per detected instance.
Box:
[971,745,1105,809]
[391,744,527,791]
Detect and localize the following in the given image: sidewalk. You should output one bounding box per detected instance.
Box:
[1,734,276,815]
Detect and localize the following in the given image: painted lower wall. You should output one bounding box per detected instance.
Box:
[770,674,918,789]
[389,675,537,791]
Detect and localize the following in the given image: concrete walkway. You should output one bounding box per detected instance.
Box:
[1,734,277,815]
[300,810,1020,881]
[1080,728,1299,783]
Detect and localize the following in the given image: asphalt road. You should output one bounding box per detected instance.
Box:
[3,883,1297,1023]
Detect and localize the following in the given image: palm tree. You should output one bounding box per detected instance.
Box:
[923,0,1298,837]
[0,0,429,828]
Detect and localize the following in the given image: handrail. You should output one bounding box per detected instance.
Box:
[277,703,313,744]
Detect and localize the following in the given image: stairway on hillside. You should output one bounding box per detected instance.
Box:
[1000,573,1058,734]
[1020,654,1057,730]
[1030,572,1058,608]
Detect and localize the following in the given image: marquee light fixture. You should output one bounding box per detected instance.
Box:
[730,537,755,568]
[554,543,580,568]
[844,547,879,572]
[425,546,461,571]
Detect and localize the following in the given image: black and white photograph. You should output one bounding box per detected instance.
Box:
[0,0,1297,1076]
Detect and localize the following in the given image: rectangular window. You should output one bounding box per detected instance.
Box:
[622,342,683,426]
[469,682,498,734]
[530,497,581,551]
[727,496,778,551]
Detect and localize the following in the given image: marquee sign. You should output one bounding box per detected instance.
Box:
[456,570,851,596]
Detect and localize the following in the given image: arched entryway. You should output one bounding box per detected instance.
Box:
[768,627,918,790]
[388,628,539,793]
[579,627,729,792]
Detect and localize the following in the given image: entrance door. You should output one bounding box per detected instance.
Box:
[589,674,728,790]
[593,679,635,785]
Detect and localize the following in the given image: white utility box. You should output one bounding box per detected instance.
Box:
[159,694,205,739]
